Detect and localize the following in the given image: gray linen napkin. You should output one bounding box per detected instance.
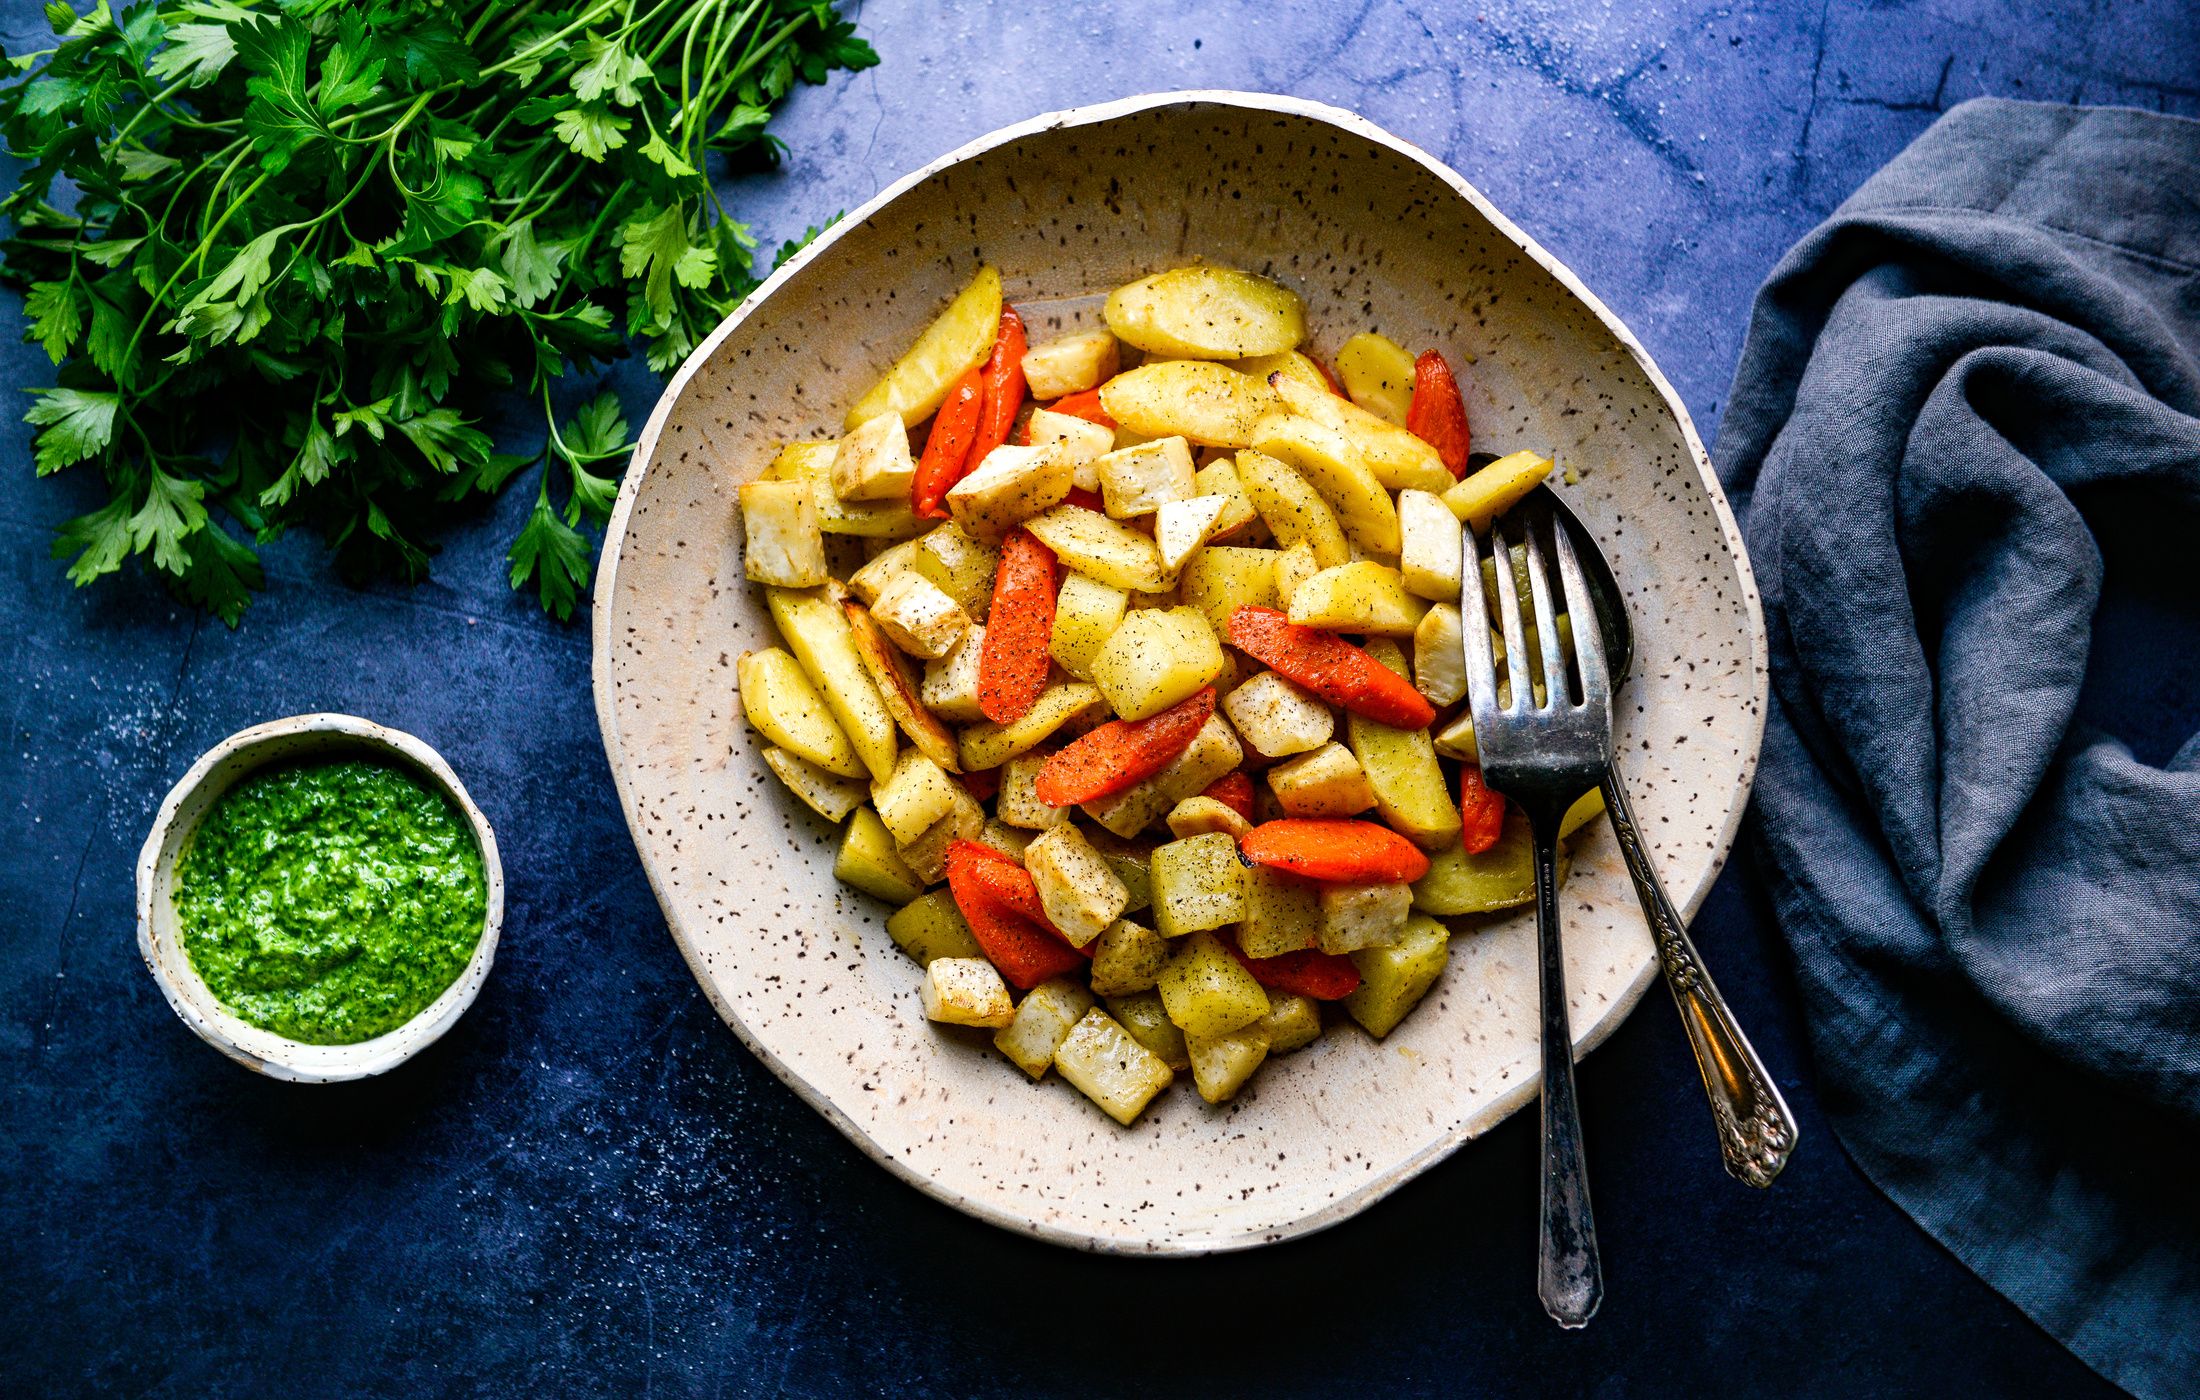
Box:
[1714,98,2200,1397]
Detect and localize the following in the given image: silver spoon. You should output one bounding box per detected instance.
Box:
[1534,483,1799,1188]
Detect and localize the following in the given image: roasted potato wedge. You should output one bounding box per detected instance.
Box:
[1104,265,1306,360]
[846,265,1002,428]
[1100,361,1283,449]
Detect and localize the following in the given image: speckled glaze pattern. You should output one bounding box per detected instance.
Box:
[592,93,1765,1254]
[136,714,506,1084]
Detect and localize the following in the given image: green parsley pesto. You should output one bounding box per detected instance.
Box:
[174,758,487,1045]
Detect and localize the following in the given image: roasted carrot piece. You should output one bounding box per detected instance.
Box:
[967,307,1028,465]
[1062,486,1107,513]
[1240,818,1432,884]
[1201,771,1256,823]
[945,840,1087,988]
[1229,941,1362,1000]
[1406,350,1473,478]
[959,766,1001,804]
[977,529,1058,724]
[1458,762,1507,855]
[912,364,986,519]
[1033,687,1216,806]
[1225,606,1436,730]
[1044,386,1116,429]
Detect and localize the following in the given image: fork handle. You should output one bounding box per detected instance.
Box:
[1532,827,1602,1328]
[1600,771,1799,1187]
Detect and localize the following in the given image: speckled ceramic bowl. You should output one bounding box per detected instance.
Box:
[593,92,1766,1253]
[136,713,505,1083]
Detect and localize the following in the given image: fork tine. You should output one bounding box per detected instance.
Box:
[1522,521,1569,708]
[1488,521,1531,712]
[1457,522,1501,722]
[1551,521,1609,713]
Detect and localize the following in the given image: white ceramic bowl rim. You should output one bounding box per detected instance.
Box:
[135,712,506,1083]
[593,90,1768,1252]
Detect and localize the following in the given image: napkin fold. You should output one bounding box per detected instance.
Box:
[1715,98,2200,1398]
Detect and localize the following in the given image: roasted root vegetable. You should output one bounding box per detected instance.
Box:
[886,889,988,965]
[1165,795,1253,841]
[1104,266,1306,360]
[1186,1024,1270,1104]
[957,681,1104,772]
[1344,915,1451,1038]
[1345,640,1462,850]
[835,808,928,905]
[1021,328,1120,399]
[1035,686,1215,806]
[1269,368,1451,494]
[1227,606,1436,730]
[1082,714,1243,838]
[735,261,1582,1121]
[1150,833,1247,938]
[1054,1009,1175,1124]
[1268,741,1378,817]
[766,586,901,783]
[1091,608,1225,722]
[1397,487,1463,601]
[947,444,1074,541]
[1024,823,1131,948]
[1259,993,1324,1053]
[767,440,928,540]
[1233,449,1351,569]
[1241,818,1432,884]
[924,957,1017,1028]
[1410,812,1535,915]
[1105,992,1193,1071]
[866,573,970,661]
[1405,350,1473,477]
[1099,361,1283,449]
[994,978,1097,1078]
[1097,436,1197,518]
[1336,332,1416,424]
[1232,943,1363,1001]
[976,529,1060,724]
[1318,881,1413,954]
[1154,496,1231,574]
[1443,449,1553,531]
[1249,412,1400,555]
[1458,763,1508,854]
[912,365,985,520]
[1286,561,1428,637]
[847,265,1004,429]
[1412,604,1468,708]
[738,479,828,587]
[1090,918,1169,997]
[1179,545,1277,632]
[1238,863,1321,959]
[739,647,865,779]
[944,840,1085,989]
[762,748,867,822]
[832,412,919,502]
[1021,504,1170,592]
[1157,930,1271,1038]
[912,522,1000,616]
[968,307,1029,467]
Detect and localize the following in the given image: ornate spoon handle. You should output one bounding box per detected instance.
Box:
[1600,770,1798,1187]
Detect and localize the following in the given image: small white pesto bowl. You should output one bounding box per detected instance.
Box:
[135,713,505,1082]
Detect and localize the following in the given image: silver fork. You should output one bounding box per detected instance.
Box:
[1460,503,1613,1329]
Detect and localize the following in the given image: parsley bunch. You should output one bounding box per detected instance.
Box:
[0,0,875,621]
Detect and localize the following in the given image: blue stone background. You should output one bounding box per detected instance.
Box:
[5,1,2197,1394]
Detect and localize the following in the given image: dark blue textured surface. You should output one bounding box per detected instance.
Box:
[5,4,2196,1396]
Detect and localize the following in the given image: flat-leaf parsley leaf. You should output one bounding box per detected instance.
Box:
[0,0,876,623]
